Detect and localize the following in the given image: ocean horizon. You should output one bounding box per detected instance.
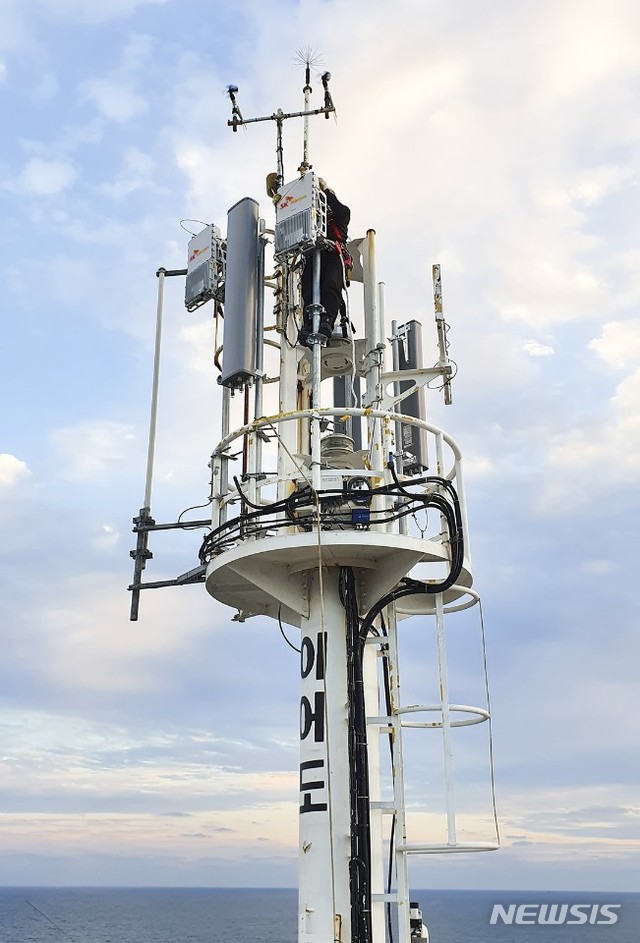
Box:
[0,886,637,942]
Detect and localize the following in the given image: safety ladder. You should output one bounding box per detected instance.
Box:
[366,591,499,943]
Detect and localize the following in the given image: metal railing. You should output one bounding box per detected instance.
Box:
[208,406,470,550]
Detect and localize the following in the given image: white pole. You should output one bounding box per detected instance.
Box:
[252,227,266,503]
[363,231,380,357]
[302,64,312,172]
[311,248,323,492]
[143,268,166,511]
[311,342,322,492]
[217,386,231,527]
[277,267,300,503]
[377,281,386,374]
[298,568,351,943]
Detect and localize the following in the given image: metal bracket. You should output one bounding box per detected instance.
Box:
[129,508,154,621]
[128,512,211,621]
[379,365,453,411]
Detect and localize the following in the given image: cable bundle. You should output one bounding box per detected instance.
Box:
[340,566,372,943]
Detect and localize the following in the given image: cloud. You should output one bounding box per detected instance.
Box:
[568,164,634,206]
[523,340,554,357]
[27,72,59,103]
[80,78,147,122]
[0,454,31,487]
[531,0,640,103]
[168,3,631,339]
[5,157,77,196]
[91,523,120,551]
[28,575,212,694]
[99,147,158,199]
[79,36,155,122]
[0,703,298,809]
[0,1,34,55]
[37,0,169,24]
[50,420,138,481]
[497,252,602,328]
[589,319,640,369]
[581,559,614,575]
[177,321,217,374]
[463,455,494,478]
[545,366,640,496]
[500,790,640,848]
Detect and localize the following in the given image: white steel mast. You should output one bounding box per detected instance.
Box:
[129,56,499,943]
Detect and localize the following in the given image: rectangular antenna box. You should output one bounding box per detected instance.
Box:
[219,197,259,390]
[274,172,327,260]
[185,224,226,312]
[396,320,429,473]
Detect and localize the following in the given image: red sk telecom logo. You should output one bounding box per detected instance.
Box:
[279,194,305,210]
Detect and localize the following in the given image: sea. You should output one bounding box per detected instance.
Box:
[0,887,638,943]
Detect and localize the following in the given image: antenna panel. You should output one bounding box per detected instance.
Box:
[185,224,226,312]
[397,320,429,473]
[220,197,259,390]
[274,173,327,259]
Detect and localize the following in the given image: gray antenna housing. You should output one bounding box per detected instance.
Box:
[220,197,260,390]
[396,319,428,472]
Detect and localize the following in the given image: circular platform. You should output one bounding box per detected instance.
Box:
[205,530,473,626]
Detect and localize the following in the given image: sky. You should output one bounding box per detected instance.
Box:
[0,0,639,895]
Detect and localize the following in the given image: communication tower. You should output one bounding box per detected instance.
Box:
[129,55,499,943]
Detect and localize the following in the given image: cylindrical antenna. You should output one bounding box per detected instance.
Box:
[432,263,453,405]
[302,63,312,171]
[130,267,166,622]
[296,47,321,173]
[129,265,187,621]
[144,268,166,510]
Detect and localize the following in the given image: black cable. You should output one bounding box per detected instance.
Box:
[341,566,372,943]
[347,486,466,935]
[177,498,213,527]
[233,475,266,510]
[200,469,464,589]
[385,458,464,596]
[277,605,301,653]
[25,901,80,943]
[387,815,396,943]
[199,491,300,562]
[201,481,437,559]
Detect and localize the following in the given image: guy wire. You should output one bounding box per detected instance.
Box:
[479,596,501,845]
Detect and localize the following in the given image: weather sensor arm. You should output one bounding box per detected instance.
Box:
[226,104,336,128]
[226,70,335,180]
